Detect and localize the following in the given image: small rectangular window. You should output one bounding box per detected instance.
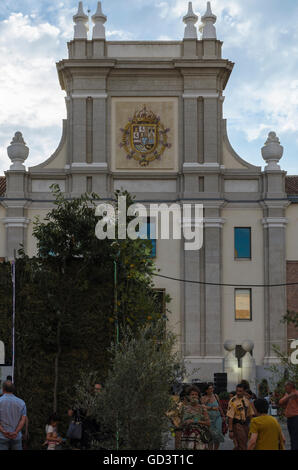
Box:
[234,227,251,259]
[235,289,252,321]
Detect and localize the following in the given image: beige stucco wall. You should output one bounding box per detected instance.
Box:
[222,208,265,365]
[286,203,298,261]
[107,43,182,58]
[0,205,6,257]
[26,209,50,257]
[43,140,67,169]
[222,139,248,169]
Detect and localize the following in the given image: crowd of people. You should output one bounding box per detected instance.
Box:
[0,376,297,450]
[168,380,298,451]
[0,379,104,451]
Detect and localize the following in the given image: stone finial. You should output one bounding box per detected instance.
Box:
[183,2,198,39]
[261,131,284,170]
[241,340,254,353]
[73,1,88,39]
[224,340,236,352]
[92,1,107,39]
[7,132,29,170]
[200,1,217,39]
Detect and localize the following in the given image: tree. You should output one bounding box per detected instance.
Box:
[73,322,184,450]
[264,311,298,397]
[0,186,169,448]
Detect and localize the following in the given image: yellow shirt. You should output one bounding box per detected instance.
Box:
[226,396,254,422]
[249,415,283,450]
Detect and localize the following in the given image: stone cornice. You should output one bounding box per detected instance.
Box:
[2,217,30,228]
[262,217,288,228]
[182,92,220,98]
[68,93,108,99]
[204,217,226,228]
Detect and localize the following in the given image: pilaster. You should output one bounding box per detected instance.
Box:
[204,216,225,356]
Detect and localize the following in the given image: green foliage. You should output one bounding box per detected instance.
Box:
[283,310,298,329]
[269,346,298,391]
[258,378,269,398]
[265,312,298,397]
[218,391,229,400]
[0,186,169,449]
[74,322,184,450]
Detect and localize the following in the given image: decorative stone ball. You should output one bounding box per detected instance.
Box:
[241,340,254,353]
[224,340,236,352]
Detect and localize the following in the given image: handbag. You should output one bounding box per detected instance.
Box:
[67,410,83,440]
[214,394,227,435]
[67,421,83,440]
[198,425,213,444]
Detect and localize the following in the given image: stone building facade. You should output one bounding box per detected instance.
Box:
[1,2,298,388]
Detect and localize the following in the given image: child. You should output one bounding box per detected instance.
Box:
[44,413,62,450]
[47,431,61,450]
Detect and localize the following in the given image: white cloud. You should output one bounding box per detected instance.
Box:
[2,1,298,174]
[0,12,66,171]
[106,29,134,40]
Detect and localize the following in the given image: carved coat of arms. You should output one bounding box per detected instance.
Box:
[120,106,171,167]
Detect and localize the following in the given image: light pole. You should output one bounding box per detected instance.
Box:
[11,258,16,383]
[113,254,120,451]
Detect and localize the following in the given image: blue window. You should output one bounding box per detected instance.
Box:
[234,227,251,259]
[139,218,156,258]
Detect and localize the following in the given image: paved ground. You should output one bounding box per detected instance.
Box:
[165,419,291,450]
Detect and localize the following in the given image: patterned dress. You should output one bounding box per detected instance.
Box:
[180,404,210,450]
[203,398,224,445]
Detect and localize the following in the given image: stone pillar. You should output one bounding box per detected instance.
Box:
[224,341,239,391]
[183,97,198,164]
[262,217,287,361]
[204,97,219,164]
[3,132,30,260]
[241,340,256,389]
[204,217,225,356]
[93,96,107,164]
[72,97,87,163]
[261,132,288,363]
[182,2,198,57]
[69,91,108,197]
[184,247,201,357]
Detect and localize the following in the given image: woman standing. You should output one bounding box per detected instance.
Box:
[201,383,225,450]
[180,386,211,450]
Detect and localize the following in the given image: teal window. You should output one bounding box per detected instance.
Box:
[139,218,156,258]
[234,227,251,259]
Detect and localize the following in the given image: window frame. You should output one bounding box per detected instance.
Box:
[139,216,157,259]
[234,288,252,321]
[234,227,252,260]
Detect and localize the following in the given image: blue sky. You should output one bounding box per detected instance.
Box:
[1,0,298,174]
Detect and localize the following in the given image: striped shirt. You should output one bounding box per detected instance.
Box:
[0,394,27,441]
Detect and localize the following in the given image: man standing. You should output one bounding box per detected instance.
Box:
[226,383,254,450]
[0,381,27,450]
[279,381,298,450]
[247,398,285,450]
